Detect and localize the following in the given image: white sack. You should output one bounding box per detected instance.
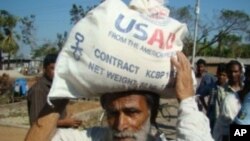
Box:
[48,0,188,100]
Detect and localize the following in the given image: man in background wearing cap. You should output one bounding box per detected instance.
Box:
[25,52,214,141]
[27,53,82,128]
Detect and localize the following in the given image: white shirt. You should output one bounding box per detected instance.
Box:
[212,93,241,141]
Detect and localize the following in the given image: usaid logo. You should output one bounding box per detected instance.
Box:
[115,13,176,50]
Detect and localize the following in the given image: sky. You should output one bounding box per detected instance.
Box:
[1,0,250,57]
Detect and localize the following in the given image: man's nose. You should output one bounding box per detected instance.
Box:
[115,113,129,131]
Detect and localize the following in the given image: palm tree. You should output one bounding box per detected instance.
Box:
[0,10,18,69]
[1,28,19,69]
[31,42,58,59]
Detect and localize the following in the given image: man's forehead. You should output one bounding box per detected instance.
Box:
[105,94,149,112]
[218,72,227,75]
[107,93,146,102]
[100,90,158,109]
[102,92,147,106]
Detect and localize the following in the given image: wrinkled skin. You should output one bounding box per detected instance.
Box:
[106,94,151,141]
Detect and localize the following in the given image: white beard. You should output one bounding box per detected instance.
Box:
[108,117,154,141]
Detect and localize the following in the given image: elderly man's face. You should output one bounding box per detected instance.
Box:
[105,94,151,141]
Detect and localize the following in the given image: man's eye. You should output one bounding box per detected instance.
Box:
[107,110,118,116]
[124,109,140,116]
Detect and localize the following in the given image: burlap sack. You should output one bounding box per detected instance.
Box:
[48,0,188,100]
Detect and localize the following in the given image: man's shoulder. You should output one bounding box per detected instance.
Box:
[202,73,216,85]
[224,92,239,105]
[204,73,216,80]
[224,85,237,93]
[86,126,110,136]
[29,76,48,89]
[53,127,111,141]
[27,77,49,96]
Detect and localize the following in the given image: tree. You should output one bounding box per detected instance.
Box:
[69,4,97,25]
[31,42,58,59]
[1,29,19,69]
[171,6,196,55]
[31,31,67,58]
[0,10,37,69]
[70,4,85,25]
[196,10,250,55]
[240,44,250,58]
[171,7,250,57]
[56,31,68,51]
[19,15,36,50]
[0,10,19,69]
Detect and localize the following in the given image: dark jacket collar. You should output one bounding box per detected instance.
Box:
[41,75,52,88]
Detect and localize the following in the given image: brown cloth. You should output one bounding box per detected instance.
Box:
[27,75,66,125]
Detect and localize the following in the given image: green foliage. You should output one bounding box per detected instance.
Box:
[237,44,250,58]
[70,4,85,25]
[19,15,36,49]
[219,10,250,29]
[56,31,68,51]
[31,43,58,59]
[2,3,250,61]
[0,10,17,28]
[0,10,38,69]
[169,6,250,58]
[0,10,19,69]
[170,5,194,25]
[69,4,97,25]
[1,34,19,54]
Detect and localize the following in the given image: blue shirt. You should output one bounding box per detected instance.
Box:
[235,91,250,125]
[196,73,216,97]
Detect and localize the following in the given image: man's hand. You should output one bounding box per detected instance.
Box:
[171,52,194,101]
[57,118,82,128]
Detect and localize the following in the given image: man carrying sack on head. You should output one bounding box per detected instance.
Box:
[25,0,214,141]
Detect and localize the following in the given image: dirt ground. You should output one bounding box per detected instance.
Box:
[0,125,28,141]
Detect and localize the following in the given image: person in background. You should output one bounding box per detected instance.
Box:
[195,59,216,112]
[27,53,82,127]
[25,52,214,141]
[206,63,228,132]
[225,60,244,93]
[212,61,246,141]
[0,73,12,95]
[234,66,250,125]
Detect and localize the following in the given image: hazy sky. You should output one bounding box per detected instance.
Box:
[1,0,250,57]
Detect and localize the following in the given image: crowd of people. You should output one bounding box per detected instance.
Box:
[23,54,250,141]
[194,58,250,141]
